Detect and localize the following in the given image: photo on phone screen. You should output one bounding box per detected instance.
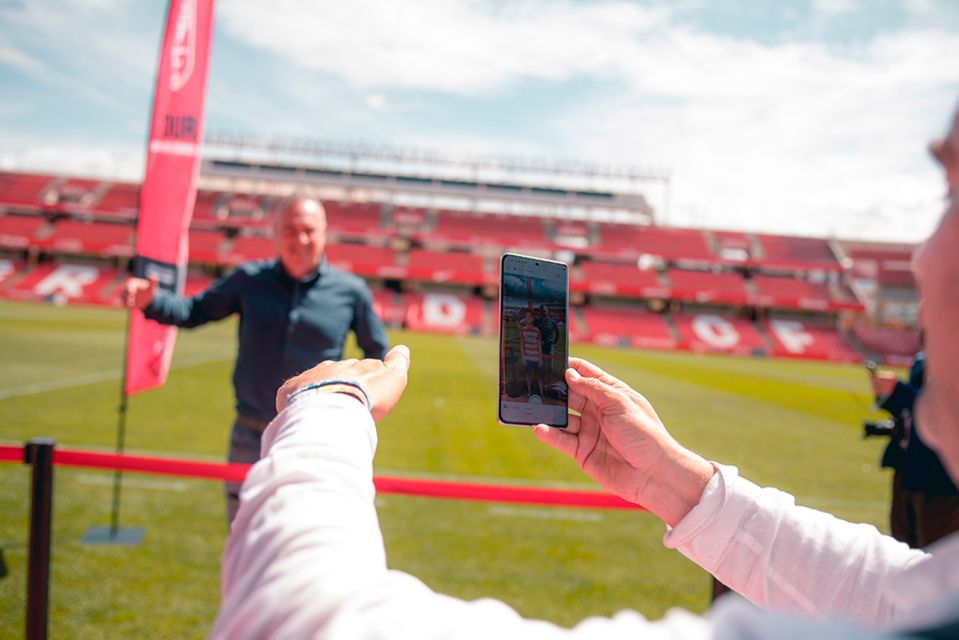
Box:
[498,253,569,428]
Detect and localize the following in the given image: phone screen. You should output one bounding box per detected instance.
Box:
[498,253,569,428]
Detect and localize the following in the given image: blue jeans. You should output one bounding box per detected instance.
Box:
[225,419,263,524]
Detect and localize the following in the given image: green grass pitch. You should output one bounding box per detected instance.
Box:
[0,299,895,637]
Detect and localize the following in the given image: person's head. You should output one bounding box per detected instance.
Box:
[274,197,327,279]
[540,304,549,318]
[913,100,959,482]
[522,309,533,325]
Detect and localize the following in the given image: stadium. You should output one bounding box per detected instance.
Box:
[0,137,922,364]
[1,1,955,638]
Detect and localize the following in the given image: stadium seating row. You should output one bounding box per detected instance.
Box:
[0,212,860,310]
[0,259,866,362]
[0,170,847,270]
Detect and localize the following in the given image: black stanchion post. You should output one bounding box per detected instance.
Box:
[24,437,56,640]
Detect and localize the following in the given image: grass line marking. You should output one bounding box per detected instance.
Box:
[0,353,231,400]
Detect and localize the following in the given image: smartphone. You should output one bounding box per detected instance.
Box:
[498,253,569,428]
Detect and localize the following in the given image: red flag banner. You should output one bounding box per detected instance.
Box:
[125,0,215,396]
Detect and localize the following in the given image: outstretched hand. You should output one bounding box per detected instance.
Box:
[534,358,714,527]
[276,345,411,422]
[121,276,158,310]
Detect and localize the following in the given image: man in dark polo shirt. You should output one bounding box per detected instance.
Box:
[122,197,388,522]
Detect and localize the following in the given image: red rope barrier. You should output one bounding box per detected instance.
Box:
[0,444,22,462]
[0,444,644,511]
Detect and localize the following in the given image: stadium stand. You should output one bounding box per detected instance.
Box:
[754,233,841,270]
[594,224,713,261]
[3,262,119,305]
[672,312,766,355]
[404,291,485,335]
[0,172,52,209]
[89,182,138,219]
[0,168,918,365]
[667,268,748,304]
[39,220,133,257]
[183,273,215,297]
[190,189,223,225]
[371,288,408,328]
[0,214,47,249]
[763,316,860,362]
[224,233,273,264]
[324,201,385,238]
[325,242,403,279]
[390,206,431,234]
[579,305,677,349]
[426,210,548,249]
[405,248,490,285]
[711,230,754,262]
[750,274,832,310]
[188,229,226,264]
[574,260,665,297]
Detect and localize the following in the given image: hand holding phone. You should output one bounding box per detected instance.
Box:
[498,253,569,428]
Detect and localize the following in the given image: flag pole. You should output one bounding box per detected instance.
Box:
[110,308,132,538]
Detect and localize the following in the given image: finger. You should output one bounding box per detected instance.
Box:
[532,424,579,458]
[568,358,609,379]
[383,344,411,373]
[566,411,582,434]
[566,372,589,414]
[567,368,624,413]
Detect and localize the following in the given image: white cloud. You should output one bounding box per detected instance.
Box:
[218,0,668,94]
[811,0,858,17]
[0,42,47,75]
[548,27,959,241]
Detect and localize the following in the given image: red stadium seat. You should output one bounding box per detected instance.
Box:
[225,234,274,264]
[404,292,484,335]
[575,261,665,297]
[426,210,548,249]
[40,220,134,257]
[594,224,712,261]
[0,214,47,249]
[0,172,53,209]
[90,182,139,219]
[188,229,225,264]
[405,248,490,285]
[3,262,119,305]
[754,234,841,270]
[667,269,747,304]
[324,243,403,279]
[751,274,832,310]
[672,312,765,355]
[763,317,860,362]
[323,201,385,238]
[580,305,676,349]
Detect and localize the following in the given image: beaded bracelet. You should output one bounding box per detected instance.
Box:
[286,378,372,412]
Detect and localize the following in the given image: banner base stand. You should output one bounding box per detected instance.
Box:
[81,526,144,546]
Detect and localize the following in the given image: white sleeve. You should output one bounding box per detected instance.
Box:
[664,465,928,625]
[210,392,715,640]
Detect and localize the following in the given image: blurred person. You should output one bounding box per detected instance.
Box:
[212,103,959,638]
[122,197,388,523]
[535,304,560,388]
[873,349,959,547]
[519,308,544,398]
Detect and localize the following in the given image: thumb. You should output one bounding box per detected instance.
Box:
[147,275,159,291]
[383,344,411,374]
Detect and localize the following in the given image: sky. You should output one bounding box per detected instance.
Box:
[1,0,957,243]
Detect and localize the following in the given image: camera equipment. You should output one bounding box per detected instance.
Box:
[863,419,897,438]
